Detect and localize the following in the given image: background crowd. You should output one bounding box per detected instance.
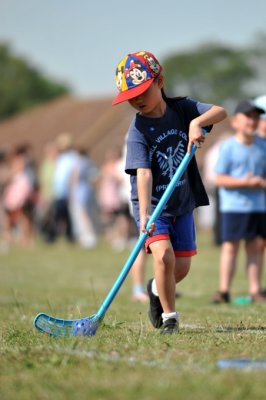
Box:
[0,132,137,253]
[0,95,265,303]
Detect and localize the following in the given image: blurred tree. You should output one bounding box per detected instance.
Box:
[245,32,266,96]
[162,43,256,105]
[0,42,70,120]
[251,32,266,56]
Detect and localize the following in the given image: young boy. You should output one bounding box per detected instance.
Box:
[212,100,266,303]
[113,51,227,334]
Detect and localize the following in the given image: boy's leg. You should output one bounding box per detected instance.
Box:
[145,214,194,332]
[257,237,265,283]
[219,241,240,293]
[245,237,264,298]
[131,249,148,301]
[175,257,191,283]
[212,240,239,303]
[149,239,176,313]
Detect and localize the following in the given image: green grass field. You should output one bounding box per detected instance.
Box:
[1,233,266,400]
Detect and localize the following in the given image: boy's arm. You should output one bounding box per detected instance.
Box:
[215,173,265,189]
[188,105,227,154]
[137,168,155,235]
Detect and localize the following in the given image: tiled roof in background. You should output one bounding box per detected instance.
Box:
[0,96,230,167]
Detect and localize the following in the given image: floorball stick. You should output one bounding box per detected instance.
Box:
[34,129,206,336]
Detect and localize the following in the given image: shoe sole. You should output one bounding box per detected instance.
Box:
[147,279,163,328]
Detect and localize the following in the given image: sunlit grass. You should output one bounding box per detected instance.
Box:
[0,233,266,400]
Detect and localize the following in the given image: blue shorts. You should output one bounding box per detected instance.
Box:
[136,212,197,257]
[220,212,266,242]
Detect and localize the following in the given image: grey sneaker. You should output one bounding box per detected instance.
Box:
[147,279,163,328]
[160,318,179,335]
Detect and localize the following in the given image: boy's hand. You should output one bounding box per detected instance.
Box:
[188,121,206,154]
[245,173,265,189]
[140,214,156,236]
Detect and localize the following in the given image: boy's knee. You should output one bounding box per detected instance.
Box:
[222,241,239,253]
[257,238,266,252]
[156,247,175,269]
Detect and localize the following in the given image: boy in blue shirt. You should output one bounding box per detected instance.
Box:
[113,51,227,333]
[212,100,266,303]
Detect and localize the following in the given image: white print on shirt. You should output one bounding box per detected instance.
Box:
[148,128,188,192]
[156,129,188,144]
[156,141,186,180]
[155,179,186,193]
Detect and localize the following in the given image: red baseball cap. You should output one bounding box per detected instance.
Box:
[112,51,163,105]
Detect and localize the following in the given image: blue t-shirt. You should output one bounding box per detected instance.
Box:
[125,98,212,219]
[215,137,266,212]
[53,150,78,199]
[255,134,266,151]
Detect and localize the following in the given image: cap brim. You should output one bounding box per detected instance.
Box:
[112,78,154,105]
[235,106,265,115]
[245,106,264,114]
[254,106,265,114]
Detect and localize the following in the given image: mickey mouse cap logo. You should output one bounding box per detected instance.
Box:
[112,51,162,105]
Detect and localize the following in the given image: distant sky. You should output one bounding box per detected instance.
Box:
[0,0,265,98]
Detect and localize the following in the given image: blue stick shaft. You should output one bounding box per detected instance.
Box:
[97,131,206,319]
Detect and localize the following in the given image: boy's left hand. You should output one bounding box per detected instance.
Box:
[187,122,206,154]
[140,214,156,236]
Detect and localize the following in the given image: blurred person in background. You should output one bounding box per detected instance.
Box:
[253,95,266,292]
[52,133,77,242]
[15,143,39,236]
[38,141,58,242]
[212,100,266,304]
[253,95,266,148]
[120,139,149,301]
[3,149,34,247]
[97,146,131,251]
[201,133,232,245]
[70,146,99,249]
[0,150,10,252]
[15,143,39,193]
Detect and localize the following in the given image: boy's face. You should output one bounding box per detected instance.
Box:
[128,77,164,116]
[231,111,260,136]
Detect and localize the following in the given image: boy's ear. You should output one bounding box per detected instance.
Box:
[156,74,164,88]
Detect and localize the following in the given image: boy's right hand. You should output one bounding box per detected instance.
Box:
[140,214,156,236]
[245,172,265,188]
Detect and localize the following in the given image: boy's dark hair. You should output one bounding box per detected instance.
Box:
[161,88,186,103]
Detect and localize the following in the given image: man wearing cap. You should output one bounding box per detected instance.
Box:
[212,100,266,303]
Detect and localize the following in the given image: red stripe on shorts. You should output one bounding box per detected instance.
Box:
[174,249,197,257]
[145,234,197,257]
[145,234,169,253]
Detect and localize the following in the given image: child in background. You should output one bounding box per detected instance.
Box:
[3,150,34,247]
[112,51,227,334]
[212,100,266,303]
